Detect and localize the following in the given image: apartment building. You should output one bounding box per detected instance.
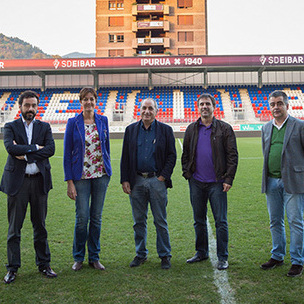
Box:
[96,0,207,57]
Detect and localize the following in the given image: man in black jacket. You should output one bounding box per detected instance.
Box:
[1,90,57,284]
[182,93,238,270]
[121,98,176,269]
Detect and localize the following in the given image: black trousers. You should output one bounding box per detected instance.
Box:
[6,174,51,272]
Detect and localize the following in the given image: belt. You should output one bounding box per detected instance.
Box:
[25,172,42,178]
[137,172,156,178]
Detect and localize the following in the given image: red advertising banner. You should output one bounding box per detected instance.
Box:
[0,55,304,72]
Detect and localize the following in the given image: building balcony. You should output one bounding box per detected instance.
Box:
[132,37,170,48]
[132,4,170,15]
[132,20,170,32]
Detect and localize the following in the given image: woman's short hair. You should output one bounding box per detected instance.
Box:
[79,87,97,101]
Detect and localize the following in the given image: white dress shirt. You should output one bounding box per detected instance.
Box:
[22,117,40,175]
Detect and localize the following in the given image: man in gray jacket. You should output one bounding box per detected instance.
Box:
[260,90,304,277]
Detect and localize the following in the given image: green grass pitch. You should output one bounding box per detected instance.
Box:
[0,137,303,303]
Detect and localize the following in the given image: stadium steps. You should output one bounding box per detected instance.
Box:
[239,88,258,122]
[124,90,140,123]
[5,90,21,121]
[0,92,14,122]
[218,89,233,122]
[104,90,118,120]
[6,102,19,121]
[173,90,184,120]
[0,92,12,108]
[43,94,58,121]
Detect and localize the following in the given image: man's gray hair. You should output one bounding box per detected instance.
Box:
[269,90,289,105]
[140,98,158,111]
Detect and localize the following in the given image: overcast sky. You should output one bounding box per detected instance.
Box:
[0,0,303,57]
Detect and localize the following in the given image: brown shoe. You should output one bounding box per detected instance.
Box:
[89,261,105,270]
[260,258,284,270]
[287,264,303,277]
[72,261,83,271]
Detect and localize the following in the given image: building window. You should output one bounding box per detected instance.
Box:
[117,34,124,42]
[109,0,115,10]
[109,35,115,43]
[109,0,124,10]
[177,0,193,8]
[109,16,124,27]
[117,0,124,10]
[109,34,124,43]
[178,48,194,55]
[177,15,193,25]
[109,49,124,57]
[178,31,193,42]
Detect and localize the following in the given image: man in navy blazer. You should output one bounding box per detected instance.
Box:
[0,90,56,284]
[260,90,304,277]
[121,98,176,269]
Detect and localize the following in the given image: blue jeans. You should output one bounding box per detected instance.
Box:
[189,178,228,261]
[129,175,171,258]
[73,175,110,262]
[266,177,304,265]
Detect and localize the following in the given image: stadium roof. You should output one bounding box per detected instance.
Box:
[1,54,304,77]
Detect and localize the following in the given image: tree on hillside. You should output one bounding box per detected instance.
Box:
[0,33,51,59]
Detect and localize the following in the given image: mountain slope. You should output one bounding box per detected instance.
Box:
[0,33,51,59]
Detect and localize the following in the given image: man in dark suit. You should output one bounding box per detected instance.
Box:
[120,98,176,269]
[1,90,57,284]
[260,90,304,277]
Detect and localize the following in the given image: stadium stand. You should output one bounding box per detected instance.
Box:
[0,85,304,125]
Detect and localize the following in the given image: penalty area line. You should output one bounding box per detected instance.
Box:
[178,138,236,304]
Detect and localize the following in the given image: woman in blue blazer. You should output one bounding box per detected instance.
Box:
[63,87,112,271]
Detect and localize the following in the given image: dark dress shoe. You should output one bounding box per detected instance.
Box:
[39,266,57,278]
[161,256,171,269]
[4,271,17,284]
[186,255,209,264]
[72,261,83,271]
[129,256,147,267]
[89,261,105,270]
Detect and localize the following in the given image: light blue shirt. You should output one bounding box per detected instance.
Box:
[22,117,40,175]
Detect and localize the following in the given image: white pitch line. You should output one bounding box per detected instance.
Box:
[207,219,236,304]
[177,138,236,304]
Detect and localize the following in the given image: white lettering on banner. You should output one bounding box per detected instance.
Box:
[61,60,96,68]
[184,57,203,65]
[141,57,205,67]
[0,62,4,69]
[268,56,304,65]
[141,58,171,66]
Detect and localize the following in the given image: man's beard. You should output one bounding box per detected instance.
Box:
[22,111,36,122]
